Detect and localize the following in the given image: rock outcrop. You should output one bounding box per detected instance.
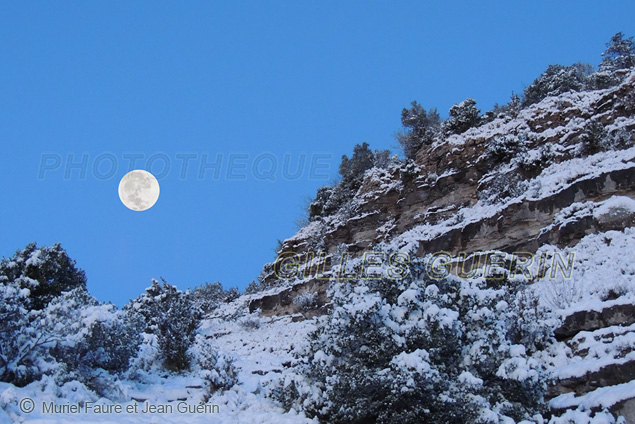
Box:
[548,301,635,422]
[245,71,635,421]
[252,71,635,317]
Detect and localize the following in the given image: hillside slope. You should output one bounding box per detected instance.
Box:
[244,71,635,421]
[2,72,634,424]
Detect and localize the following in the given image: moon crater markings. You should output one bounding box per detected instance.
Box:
[118,170,160,211]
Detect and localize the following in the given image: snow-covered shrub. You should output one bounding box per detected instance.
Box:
[575,121,632,157]
[522,63,593,107]
[486,134,523,163]
[0,242,87,310]
[599,32,635,74]
[127,279,202,371]
[483,93,522,122]
[396,101,441,159]
[244,280,262,295]
[588,70,622,90]
[604,127,634,151]
[16,288,139,397]
[79,369,128,401]
[579,121,608,155]
[398,159,419,185]
[516,142,562,174]
[549,408,626,424]
[268,371,317,414]
[0,286,95,386]
[0,277,36,384]
[190,335,237,397]
[239,313,261,330]
[293,292,319,311]
[308,178,358,221]
[192,282,240,315]
[478,171,528,205]
[309,143,396,220]
[0,283,138,392]
[0,244,143,389]
[339,142,376,189]
[285,265,553,423]
[126,333,161,378]
[542,279,582,310]
[444,98,481,135]
[82,310,143,373]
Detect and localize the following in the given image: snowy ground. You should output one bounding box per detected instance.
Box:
[3,227,635,423]
[3,230,635,423]
[0,310,317,424]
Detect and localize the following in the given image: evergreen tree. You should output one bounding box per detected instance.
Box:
[396,101,441,159]
[127,279,202,371]
[192,282,239,315]
[309,143,395,220]
[444,98,481,135]
[522,63,592,107]
[281,259,552,423]
[339,142,375,188]
[600,32,635,73]
[0,242,87,310]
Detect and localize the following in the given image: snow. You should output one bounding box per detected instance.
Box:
[550,380,635,411]
[391,349,431,374]
[458,370,483,386]
[24,250,43,267]
[593,195,635,219]
[380,145,635,256]
[0,307,318,423]
[530,227,635,314]
[2,68,634,424]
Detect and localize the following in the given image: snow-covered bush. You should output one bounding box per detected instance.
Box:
[0,243,90,385]
[0,242,87,310]
[0,243,145,392]
[522,63,593,107]
[478,171,528,205]
[575,120,633,157]
[486,134,523,163]
[293,292,319,311]
[579,121,608,155]
[127,279,202,371]
[309,143,396,220]
[549,408,626,424]
[126,333,161,378]
[604,127,634,151]
[190,334,237,397]
[239,313,262,330]
[541,279,583,310]
[282,265,553,423]
[244,280,262,295]
[396,101,441,159]
[599,32,635,74]
[483,93,522,122]
[81,310,143,374]
[0,281,141,394]
[515,142,563,175]
[192,282,240,315]
[444,98,481,135]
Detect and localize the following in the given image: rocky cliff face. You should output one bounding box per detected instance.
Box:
[274,71,635,264]
[247,71,635,420]
[250,71,633,290]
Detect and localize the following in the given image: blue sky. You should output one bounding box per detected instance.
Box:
[1,1,633,306]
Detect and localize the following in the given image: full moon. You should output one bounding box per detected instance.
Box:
[118,170,160,211]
